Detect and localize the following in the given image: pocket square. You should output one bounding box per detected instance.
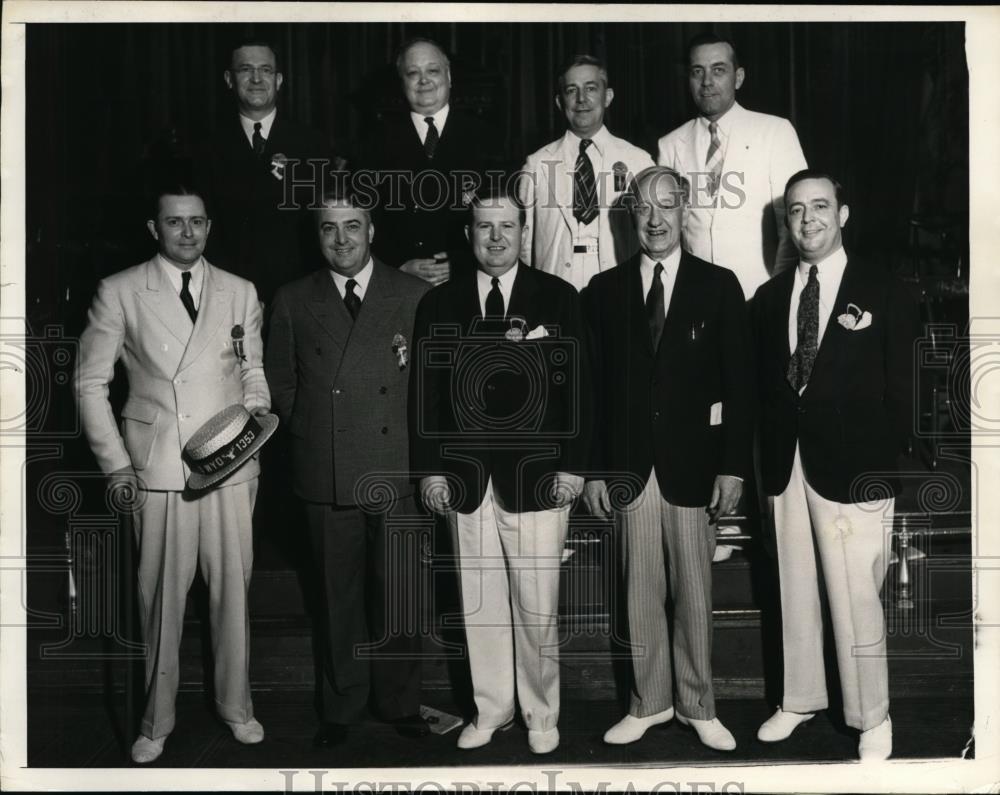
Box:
[710,401,723,426]
[526,325,549,340]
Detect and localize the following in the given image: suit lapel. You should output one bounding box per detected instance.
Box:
[305,269,352,356]
[178,263,232,373]
[336,261,405,380]
[506,264,539,327]
[555,138,578,233]
[774,267,796,363]
[137,259,195,347]
[809,258,863,386]
[623,257,654,357]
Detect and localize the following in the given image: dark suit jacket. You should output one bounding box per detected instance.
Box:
[195,114,333,305]
[265,260,430,505]
[751,257,919,503]
[359,110,496,274]
[409,264,592,514]
[583,251,753,508]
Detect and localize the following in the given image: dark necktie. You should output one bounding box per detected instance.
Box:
[787,265,820,391]
[424,116,439,160]
[252,121,265,157]
[573,139,598,225]
[646,262,665,350]
[179,270,197,323]
[484,276,504,319]
[344,278,361,321]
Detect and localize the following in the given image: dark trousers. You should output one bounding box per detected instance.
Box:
[304,496,423,724]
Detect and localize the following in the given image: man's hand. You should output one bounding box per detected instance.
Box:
[581,479,612,520]
[551,472,584,508]
[420,475,452,514]
[247,405,270,417]
[708,474,743,522]
[400,255,450,286]
[108,465,139,509]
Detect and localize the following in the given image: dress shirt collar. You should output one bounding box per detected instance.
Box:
[411,104,450,144]
[640,247,682,278]
[698,101,744,139]
[329,258,374,301]
[157,254,204,299]
[239,108,277,147]
[797,245,848,286]
[563,124,611,160]
[476,262,519,316]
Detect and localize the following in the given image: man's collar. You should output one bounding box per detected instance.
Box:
[699,101,743,136]
[411,104,450,131]
[798,246,848,280]
[239,107,277,140]
[477,261,519,289]
[329,257,374,291]
[640,247,682,275]
[563,124,610,157]
[156,255,204,289]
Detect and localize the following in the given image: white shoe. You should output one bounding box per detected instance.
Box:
[757,708,815,742]
[603,707,675,745]
[226,717,265,744]
[456,719,513,750]
[130,734,166,764]
[677,714,737,751]
[859,716,892,761]
[528,727,559,754]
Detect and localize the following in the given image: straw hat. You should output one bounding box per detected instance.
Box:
[183,404,278,491]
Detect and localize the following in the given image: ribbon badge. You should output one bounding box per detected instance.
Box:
[231,325,247,363]
[392,333,408,370]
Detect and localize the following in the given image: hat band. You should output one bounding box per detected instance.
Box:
[188,415,263,476]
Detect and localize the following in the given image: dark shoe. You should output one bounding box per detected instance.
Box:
[313,722,349,748]
[391,713,431,738]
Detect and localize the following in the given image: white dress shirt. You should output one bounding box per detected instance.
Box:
[788,246,848,354]
[329,258,374,302]
[238,108,277,148]
[563,125,615,240]
[411,104,450,145]
[694,105,735,170]
[476,263,518,317]
[158,255,204,312]
[639,248,682,317]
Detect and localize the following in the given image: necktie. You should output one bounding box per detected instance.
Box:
[344,278,361,321]
[179,270,197,323]
[573,139,598,226]
[424,116,439,160]
[252,121,265,157]
[787,265,820,391]
[705,121,723,202]
[485,276,504,319]
[646,262,665,350]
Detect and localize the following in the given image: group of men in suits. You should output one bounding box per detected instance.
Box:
[73,31,918,764]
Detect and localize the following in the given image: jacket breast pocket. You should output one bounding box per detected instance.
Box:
[120,398,159,470]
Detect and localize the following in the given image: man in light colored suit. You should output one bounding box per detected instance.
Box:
[411,187,592,754]
[265,191,430,747]
[74,186,271,763]
[582,167,752,752]
[519,55,654,290]
[658,33,808,300]
[751,170,919,760]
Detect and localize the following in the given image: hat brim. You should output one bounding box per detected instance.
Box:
[185,413,279,492]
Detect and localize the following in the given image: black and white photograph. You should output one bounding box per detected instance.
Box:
[0,3,997,792]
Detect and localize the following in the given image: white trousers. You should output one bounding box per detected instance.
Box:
[449,480,569,732]
[770,446,893,730]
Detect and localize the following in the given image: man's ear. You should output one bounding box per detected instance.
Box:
[223,70,234,90]
[520,223,530,249]
[838,203,850,228]
[734,67,746,91]
[604,87,615,108]
[367,220,375,244]
[146,220,158,241]
[464,225,471,244]
[275,71,284,93]
[554,93,564,115]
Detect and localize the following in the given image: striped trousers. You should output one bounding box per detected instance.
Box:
[618,471,717,720]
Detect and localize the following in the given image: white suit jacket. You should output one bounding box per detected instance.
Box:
[657,103,807,299]
[75,258,270,491]
[519,127,654,290]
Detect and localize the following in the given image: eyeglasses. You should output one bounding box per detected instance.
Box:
[233,65,276,78]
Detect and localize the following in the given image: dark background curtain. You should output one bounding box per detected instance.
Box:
[23,20,968,546]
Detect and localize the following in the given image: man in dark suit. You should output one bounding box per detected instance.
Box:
[410,187,591,754]
[751,170,919,761]
[359,37,496,284]
[265,191,430,746]
[195,39,334,307]
[582,166,752,751]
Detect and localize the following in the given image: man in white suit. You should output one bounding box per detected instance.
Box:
[519,55,654,290]
[74,186,271,764]
[658,33,808,300]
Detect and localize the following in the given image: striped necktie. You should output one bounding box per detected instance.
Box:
[573,139,598,225]
[705,121,723,203]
